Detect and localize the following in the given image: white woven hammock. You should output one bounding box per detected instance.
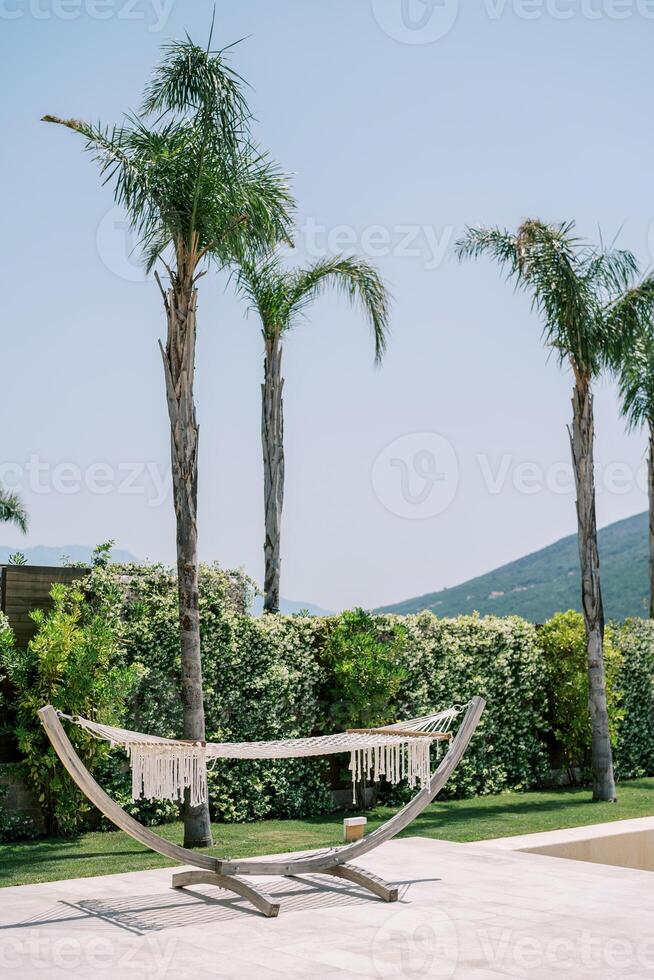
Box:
[59,706,463,807]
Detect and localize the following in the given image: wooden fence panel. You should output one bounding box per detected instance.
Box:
[0,565,90,762]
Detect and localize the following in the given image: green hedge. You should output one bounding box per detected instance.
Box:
[378,613,550,799]
[540,611,623,778]
[3,561,654,837]
[88,567,552,819]
[89,564,332,824]
[539,612,654,782]
[614,618,654,779]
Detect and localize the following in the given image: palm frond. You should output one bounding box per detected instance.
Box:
[617,326,654,432]
[583,249,639,298]
[232,254,291,333]
[42,115,144,195]
[458,218,644,379]
[603,274,654,371]
[287,257,389,362]
[141,37,249,139]
[515,220,597,370]
[215,149,294,263]
[234,255,390,362]
[455,226,520,274]
[0,488,28,533]
[43,36,294,278]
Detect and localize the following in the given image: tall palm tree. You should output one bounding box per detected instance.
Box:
[456,219,654,802]
[234,255,389,613]
[43,35,293,846]
[617,327,654,617]
[0,488,27,533]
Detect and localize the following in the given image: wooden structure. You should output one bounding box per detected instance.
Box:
[1,565,89,764]
[38,697,485,918]
[1,564,90,650]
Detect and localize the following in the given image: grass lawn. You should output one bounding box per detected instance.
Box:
[2,778,653,888]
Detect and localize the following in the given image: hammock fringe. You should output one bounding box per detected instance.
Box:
[128,742,208,808]
[347,739,433,803]
[59,705,465,808]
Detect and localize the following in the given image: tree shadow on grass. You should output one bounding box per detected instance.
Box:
[3,780,652,882]
[397,781,654,838]
[1,849,163,870]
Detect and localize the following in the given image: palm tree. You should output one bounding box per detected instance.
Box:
[617,328,654,617]
[43,35,293,846]
[0,488,27,533]
[456,219,654,802]
[234,255,389,613]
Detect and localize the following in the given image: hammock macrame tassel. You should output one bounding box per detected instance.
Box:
[348,737,433,804]
[405,740,431,791]
[127,742,208,808]
[61,705,462,809]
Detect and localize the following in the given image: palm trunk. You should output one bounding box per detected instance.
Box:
[569,371,616,802]
[262,332,284,614]
[158,259,213,848]
[355,775,368,812]
[649,422,654,620]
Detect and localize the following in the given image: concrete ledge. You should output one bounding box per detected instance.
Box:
[479,816,654,872]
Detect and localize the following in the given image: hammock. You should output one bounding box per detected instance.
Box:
[58,706,463,808]
[39,697,485,918]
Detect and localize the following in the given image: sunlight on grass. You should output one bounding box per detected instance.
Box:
[2,779,654,888]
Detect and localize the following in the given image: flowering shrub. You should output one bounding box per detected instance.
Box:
[381,612,551,800]
[4,559,654,840]
[87,563,332,823]
[89,565,552,817]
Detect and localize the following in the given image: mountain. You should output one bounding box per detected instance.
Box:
[377,512,649,622]
[250,595,334,617]
[0,544,138,566]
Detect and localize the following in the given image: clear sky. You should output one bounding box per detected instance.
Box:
[2,0,653,609]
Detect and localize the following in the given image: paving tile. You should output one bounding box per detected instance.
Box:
[1,837,653,978]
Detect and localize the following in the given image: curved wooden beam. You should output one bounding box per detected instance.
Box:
[37,706,219,872]
[171,870,280,917]
[217,695,486,876]
[321,863,398,902]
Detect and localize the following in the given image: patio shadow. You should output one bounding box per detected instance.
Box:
[0,876,416,934]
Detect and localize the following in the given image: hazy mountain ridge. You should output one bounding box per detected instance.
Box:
[250,596,334,617]
[377,512,649,622]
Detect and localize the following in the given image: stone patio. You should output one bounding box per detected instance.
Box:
[1,836,652,978]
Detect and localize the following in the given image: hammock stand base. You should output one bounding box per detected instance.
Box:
[170,863,398,918]
[37,697,485,919]
[171,870,283,918]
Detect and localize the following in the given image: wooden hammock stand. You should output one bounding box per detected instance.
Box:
[38,696,485,918]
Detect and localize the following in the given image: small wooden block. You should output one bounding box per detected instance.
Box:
[344,817,367,842]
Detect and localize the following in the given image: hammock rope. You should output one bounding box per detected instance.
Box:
[58,705,465,808]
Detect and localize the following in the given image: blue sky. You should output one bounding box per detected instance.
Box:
[2,0,654,609]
